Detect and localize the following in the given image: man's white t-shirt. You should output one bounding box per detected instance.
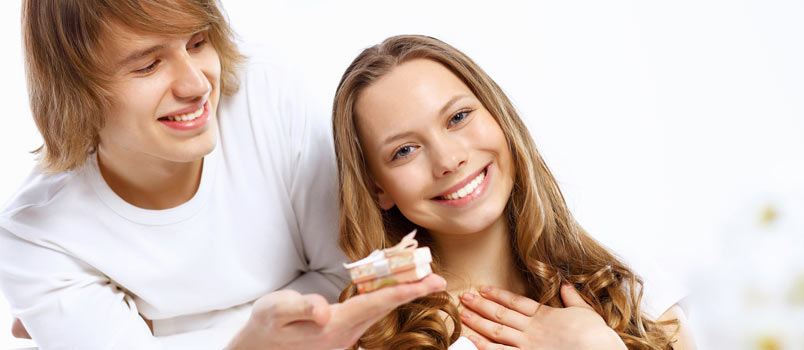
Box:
[0,57,348,349]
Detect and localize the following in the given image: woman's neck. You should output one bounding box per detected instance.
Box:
[429,216,527,296]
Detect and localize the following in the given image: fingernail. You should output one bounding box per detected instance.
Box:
[461,309,472,319]
[479,285,492,294]
[468,335,479,344]
[304,299,314,315]
[431,276,447,292]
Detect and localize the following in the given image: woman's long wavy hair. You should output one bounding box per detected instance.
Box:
[332,35,676,350]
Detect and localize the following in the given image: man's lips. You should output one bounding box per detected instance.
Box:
[432,163,491,199]
[158,99,208,120]
[157,101,210,131]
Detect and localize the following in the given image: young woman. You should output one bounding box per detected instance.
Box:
[332,35,695,350]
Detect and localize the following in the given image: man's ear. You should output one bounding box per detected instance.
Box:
[375,184,395,210]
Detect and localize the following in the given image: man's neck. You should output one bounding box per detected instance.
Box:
[96,146,204,210]
[430,217,527,297]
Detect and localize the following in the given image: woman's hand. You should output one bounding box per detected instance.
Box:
[459,283,626,350]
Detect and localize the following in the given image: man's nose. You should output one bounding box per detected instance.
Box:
[171,53,209,100]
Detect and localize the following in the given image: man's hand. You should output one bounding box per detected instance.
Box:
[11,318,31,339]
[226,274,447,350]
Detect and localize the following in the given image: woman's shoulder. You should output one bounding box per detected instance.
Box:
[611,244,688,319]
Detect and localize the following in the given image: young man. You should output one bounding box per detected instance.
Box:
[0,0,445,349]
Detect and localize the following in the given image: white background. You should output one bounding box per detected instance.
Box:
[1,0,802,349]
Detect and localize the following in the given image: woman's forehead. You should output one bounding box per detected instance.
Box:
[357,59,472,118]
[354,59,478,150]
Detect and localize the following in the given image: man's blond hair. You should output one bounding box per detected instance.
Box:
[22,0,244,172]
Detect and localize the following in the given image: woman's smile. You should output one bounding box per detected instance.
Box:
[432,163,492,208]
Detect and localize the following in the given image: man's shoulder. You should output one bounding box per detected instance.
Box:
[0,167,88,238]
[236,44,306,97]
[218,44,321,143]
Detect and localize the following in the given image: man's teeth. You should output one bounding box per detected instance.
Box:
[442,170,486,200]
[164,105,204,121]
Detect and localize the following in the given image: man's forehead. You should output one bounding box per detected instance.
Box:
[100,21,189,69]
[103,22,168,50]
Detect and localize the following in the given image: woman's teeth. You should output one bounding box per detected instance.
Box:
[442,169,486,200]
[164,104,204,121]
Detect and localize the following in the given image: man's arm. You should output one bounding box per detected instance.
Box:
[286,77,350,300]
[11,318,30,339]
[0,228,160,349]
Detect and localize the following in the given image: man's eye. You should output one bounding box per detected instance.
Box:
[188,38,206,50]
[449,110,470,127]
[393,145,418,160]
[188,32,208,51]
[134,60,159,74]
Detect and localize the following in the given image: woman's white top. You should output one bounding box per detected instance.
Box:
[0,56,348,349]
[447,248,687,350]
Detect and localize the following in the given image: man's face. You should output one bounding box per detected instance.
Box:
[98,23,221,166]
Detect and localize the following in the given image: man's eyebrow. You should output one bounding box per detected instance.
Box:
[117,44,166,69]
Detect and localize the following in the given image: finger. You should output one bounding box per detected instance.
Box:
[460,292,529,331]
[478,285,542,316]
[560,282,593,309]
[460,307,522,346]
[466,335,518,350]
[11,318,31,339]
[254,290,318,326]
[303,293,331,326]
[336,274,446,328]
[326,274,447,346]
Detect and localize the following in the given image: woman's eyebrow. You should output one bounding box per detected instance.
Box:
[439,94,472,116]
[379,94,473,147]
[381,131,415,148]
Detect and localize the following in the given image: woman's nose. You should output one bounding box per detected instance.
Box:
[431,138,468,178]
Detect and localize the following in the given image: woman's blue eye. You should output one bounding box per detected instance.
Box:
[449,111,470,127]
[393,145,417,160]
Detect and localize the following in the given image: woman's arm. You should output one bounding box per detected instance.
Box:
[657,304,697,350]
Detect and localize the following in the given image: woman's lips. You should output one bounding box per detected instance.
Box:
[432,164,492,208]
[433,163,491,198]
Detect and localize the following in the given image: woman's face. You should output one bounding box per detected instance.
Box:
[355,59,515,237]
